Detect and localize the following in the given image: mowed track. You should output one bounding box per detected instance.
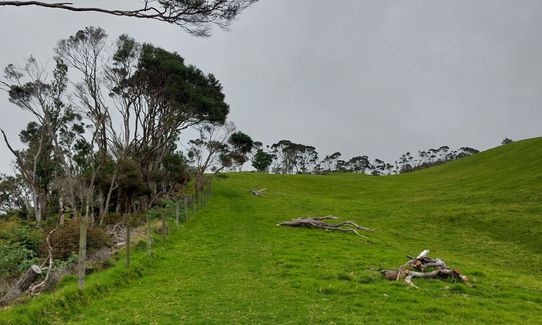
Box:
[2,138,541,324]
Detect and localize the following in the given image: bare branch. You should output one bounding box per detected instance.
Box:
[0,1,258,36]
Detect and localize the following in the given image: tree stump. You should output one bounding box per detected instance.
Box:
[0,265,42,306]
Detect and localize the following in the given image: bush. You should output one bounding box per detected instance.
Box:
[0,220,44,255]
[10,226,45,253]
[0,243,37,276]
[47,220,111,260]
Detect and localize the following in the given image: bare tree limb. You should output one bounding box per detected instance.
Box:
[0,1,258,36]
[278,216,373,237]
[249,188,267,198]
[384,250,469,287]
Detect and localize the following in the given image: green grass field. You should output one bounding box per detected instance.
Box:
[1,137,541,324]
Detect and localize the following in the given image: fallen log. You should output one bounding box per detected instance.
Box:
[249,188,267,198]
[278,216,373,237]
[384,249,469,288]
[0,265,42,306]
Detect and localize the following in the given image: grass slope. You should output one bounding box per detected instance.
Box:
[1,137,541,324]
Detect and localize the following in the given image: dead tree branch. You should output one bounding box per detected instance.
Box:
[0,1,258,36]
[383,249,469,288]
[249,188,267,198]
[278,216,373,237]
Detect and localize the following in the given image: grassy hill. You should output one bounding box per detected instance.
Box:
[1,137,541,324]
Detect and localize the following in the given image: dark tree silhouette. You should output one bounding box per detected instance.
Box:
[252,149,274,173]
[501,138,513,145]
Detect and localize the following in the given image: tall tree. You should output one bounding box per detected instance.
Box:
[251,149,274,173]
[228,131,253,171]
[187,122,236,193]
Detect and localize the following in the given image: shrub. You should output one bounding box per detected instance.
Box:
[47,221,111,260]
[0,220,44,255]
[10,226,45,253]
[0,243,37,276]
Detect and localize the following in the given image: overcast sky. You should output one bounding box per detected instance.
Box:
[1,0,541,173]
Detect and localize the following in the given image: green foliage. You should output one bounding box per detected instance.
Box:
[0,243,37,276]
[135,43,230,124]
[9,226,45,253]
[116,158,149,203]
[0,174,30,218]
[252,148,274,172]
[0,220,44,255]
[228,131,254,167]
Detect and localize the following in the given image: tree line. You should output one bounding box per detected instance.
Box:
[250,140,479,175]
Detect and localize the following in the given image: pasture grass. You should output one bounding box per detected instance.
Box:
[1,137,541,324]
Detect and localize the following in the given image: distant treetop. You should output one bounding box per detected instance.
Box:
[501,138,514,145]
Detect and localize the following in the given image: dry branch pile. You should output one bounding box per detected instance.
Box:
[278,216,373,237]
[382,250,469,288]
[249,188,267,198]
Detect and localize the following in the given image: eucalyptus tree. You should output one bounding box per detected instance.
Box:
[321,152,341,172]
[270,140,318,174]
[270,140,296,174]
[187,122,236,193]
[296,145,318,174]
[347,155,370,173]
[0,57,79,224]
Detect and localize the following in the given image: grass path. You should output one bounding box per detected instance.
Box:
[1,137,542,324]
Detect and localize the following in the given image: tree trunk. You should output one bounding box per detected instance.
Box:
[59,197,65,225]
[31,190,41,226]
[100,167,117,225]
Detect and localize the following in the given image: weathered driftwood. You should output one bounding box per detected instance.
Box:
[383,249,469,288]
[249,188,267,198]
[278,216,373,237]
[0,265,42,306]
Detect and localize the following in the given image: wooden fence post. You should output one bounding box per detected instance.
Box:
[175,201,180,227]
[192,195,195,215]
[146,212,152,256]
[125,214,131,269]
[184,196,189,222]
[161,210,167,239]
